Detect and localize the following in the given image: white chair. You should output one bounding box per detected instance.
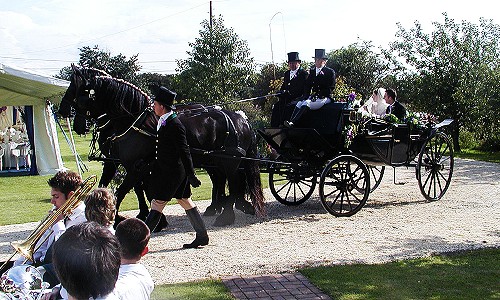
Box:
[0,144,4,171]
[11,147,21,170]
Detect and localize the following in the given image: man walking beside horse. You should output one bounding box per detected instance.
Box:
[144,86,209,249]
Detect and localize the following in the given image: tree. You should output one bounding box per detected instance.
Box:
[328,41,390,100]
[58,45,142,87]
[175,16,255,104]
[389,13,500,151]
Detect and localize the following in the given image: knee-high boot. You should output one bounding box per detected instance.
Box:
[285,106,309,127]
[144,210,162,233]
[183,207,209,248]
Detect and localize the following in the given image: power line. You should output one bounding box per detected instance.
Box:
[8,2,209,56]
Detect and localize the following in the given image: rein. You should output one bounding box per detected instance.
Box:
[110,108,156,142]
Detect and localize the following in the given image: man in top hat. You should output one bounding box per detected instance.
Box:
[144,86,209,249]
[285,49,336,127]
[271,51,308,127]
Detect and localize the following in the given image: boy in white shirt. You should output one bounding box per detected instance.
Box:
[113,218,154,300]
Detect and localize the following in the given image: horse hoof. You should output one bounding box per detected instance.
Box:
[136,211,149,221]
[213,210,235,227]
[235,201,255,215]
[204,206,222,216]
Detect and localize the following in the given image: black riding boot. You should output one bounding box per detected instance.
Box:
[285,106,309,127]
[183,207,209,249]
[145,210,162,233]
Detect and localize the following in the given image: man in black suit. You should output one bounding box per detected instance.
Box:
[271,52,308,127]
[285,49,336,127]
[144,86,208,249]
[384,88,407,121]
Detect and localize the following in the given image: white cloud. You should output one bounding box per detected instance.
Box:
[0,0,498,75]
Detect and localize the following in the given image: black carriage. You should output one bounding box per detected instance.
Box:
[258,102,454,217]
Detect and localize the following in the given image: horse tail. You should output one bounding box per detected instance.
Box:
[244,136,266,217]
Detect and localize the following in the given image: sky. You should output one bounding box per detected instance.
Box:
[0,0,498,76]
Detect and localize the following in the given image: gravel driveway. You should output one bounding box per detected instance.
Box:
[1,158,499,285]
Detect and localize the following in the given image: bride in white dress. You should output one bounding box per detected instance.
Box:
[358,88,388,117]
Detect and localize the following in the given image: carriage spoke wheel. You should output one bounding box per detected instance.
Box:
[367,165,385,192]
[319,155,370,217]
[269,164,317,206]
[417,132,454,201]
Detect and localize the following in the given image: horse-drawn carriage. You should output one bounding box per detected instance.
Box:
[59,65,454,222]
[258,102,454,216]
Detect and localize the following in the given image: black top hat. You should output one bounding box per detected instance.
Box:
[154,86,176,107]
[313,49,328,59]
[287,52,301,62]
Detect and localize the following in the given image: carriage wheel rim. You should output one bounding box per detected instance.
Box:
[319,155,370,217]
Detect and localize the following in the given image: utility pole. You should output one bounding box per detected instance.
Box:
[209,1,213,31]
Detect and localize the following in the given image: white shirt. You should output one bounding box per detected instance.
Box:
[156,111,174,131]
[289,69,298,80]
[14,202,87,266]
[112,264,154,300]
[315,67,323,76]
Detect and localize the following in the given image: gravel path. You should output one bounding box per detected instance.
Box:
[1,158,499,285]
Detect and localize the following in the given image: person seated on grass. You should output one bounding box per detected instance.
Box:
[50,222,121,300]
[113,218,154,300]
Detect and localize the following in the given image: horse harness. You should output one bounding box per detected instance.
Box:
[89,105,246,163]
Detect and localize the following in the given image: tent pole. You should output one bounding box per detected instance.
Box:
[66,117,82,176]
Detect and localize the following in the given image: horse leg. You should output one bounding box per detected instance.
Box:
[213,171,244,226]
[113,171,140,227]
[99,161,118,187]
[203,169,225,216]
[134,181,149,221]
[234,168,255,215]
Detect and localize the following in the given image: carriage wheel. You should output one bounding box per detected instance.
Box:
[319,155,370,217]
[269,164,317,206]
[367,165,385,192]
[417,131,454,201]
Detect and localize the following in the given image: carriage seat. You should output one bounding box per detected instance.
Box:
[293,102,348,135]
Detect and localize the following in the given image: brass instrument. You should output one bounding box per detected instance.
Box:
[1,175,97,272]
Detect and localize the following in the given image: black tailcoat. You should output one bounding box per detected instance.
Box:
[271,68,308,126]
[149,114,196,200]
[304,66,336,99]
[386,101,407,120]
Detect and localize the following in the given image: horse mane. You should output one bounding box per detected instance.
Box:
[81,67,111,78]
[93,76,152,117]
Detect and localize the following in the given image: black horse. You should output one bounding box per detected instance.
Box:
[59,65,265,226]
[61,67,163,226]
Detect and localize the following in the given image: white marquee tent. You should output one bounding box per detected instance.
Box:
[0,62,69,175]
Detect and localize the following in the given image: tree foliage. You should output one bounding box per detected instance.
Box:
[328,41,390,100]
[175,16,255,104]
[57,45,142,86]
[389,13,500,151]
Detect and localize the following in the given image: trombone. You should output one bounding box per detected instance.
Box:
[0,175,97,272]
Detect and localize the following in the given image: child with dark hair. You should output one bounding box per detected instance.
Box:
[52,222,121,300]
[113,218,154,300]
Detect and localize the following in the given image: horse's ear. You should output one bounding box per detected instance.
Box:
[71,63,77,73]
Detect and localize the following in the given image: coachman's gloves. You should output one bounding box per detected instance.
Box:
[188,174,202,188]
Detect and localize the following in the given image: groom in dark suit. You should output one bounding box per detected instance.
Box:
[384,88,407,121]
[271,52,308,127]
